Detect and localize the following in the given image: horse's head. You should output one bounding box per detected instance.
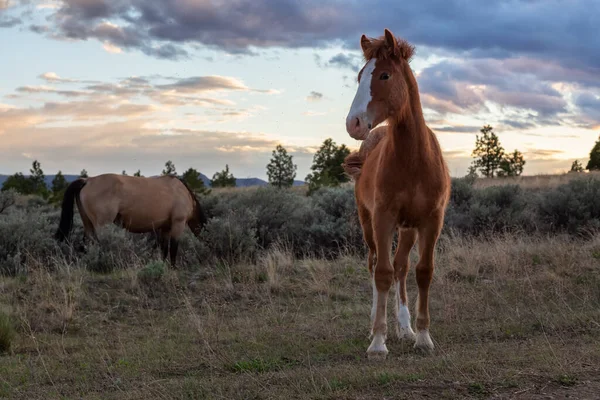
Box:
[345,28,415,140]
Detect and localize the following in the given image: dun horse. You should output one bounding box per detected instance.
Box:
[54,174,207,266]
[343,29,451,360]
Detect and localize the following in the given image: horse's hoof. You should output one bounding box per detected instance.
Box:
[367,349,388,361]
[366,342,388,361]
[397,326,417,342]
[414,330,434,354]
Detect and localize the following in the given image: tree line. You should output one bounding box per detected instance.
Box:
[3,124,600,199]
[0,138,351,198]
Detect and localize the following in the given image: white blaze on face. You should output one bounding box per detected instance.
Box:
[348,58,377,123]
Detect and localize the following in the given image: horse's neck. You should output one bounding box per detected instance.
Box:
[387,63,435,166]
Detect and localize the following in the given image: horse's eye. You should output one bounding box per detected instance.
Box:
[380,72,390,80]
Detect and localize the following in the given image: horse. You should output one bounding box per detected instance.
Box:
[343,29,451,360]
[54,173,207,267]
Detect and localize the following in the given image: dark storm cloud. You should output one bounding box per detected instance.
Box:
[8,0,594,72]
[4,0,600,130]
[417,58,569,119]
[327,53,361,72]
[574,91,600,124]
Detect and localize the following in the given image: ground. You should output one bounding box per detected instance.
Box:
[1,234,599,399]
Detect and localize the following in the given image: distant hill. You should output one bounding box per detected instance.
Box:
[0,174,305,189]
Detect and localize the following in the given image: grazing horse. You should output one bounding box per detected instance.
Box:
[343,29,451,360]
[54,173,207,266]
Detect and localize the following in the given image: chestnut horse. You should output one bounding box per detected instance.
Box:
[54,174,207,266]
[343,29,451,360]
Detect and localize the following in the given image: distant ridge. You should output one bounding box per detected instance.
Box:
[0,174,305,188]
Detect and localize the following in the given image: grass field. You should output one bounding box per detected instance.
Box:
[1,233,599,399]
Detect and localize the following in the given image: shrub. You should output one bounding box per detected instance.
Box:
[0,311,16,353]
[81,226,154,273]
[445,184,534,235]
[538,177,600,233]
[201,208,258,264]
[138,260,166,284]
[0,209,59,275]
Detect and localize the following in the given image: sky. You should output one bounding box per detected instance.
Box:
[1,0,599,180]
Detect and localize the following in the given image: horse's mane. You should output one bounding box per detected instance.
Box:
[173,176,208,227]
[362,36,415,62]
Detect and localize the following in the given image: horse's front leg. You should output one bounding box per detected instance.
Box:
[367,212,395,361]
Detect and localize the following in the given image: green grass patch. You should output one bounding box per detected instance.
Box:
[229,357,299,373]
[0,311,15,353]
[555,374,577,387]
[137,260,166,284]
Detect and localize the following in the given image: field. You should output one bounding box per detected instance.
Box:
[1,174,600,399]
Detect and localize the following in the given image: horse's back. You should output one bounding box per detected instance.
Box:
[80,174,193,232]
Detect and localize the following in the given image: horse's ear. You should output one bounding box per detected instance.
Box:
[384,28,397,49]
[360,34,370,54]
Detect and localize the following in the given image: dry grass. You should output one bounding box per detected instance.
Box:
[472,170,600,190]
[0,234,599,399]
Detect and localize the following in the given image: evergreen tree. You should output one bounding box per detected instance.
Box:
[211,164,236,188]
[162,160,177,176]
[79,169,88,178]
[50,171,69,204]
[1,173,32,194]
[133,170,142,177]
[181,167,210,194]
[570,160,584,173]
[51,171,68,194]
[586,135,600,171]
[266,145,297,188]
[29,160,48,198]
[471,125,505,178]
[305,138,350,194]
[498,150,526,177]
[122,170,127,175]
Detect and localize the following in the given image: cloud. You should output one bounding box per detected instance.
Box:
[4,0,592,76]
[156,76,249,94]
[1,71,279,137]
[326,53,361,72]
[0,120,316,179]
[39,72,78,83]
[303,110,326,117]
[574,91,600,125]
[433,125,481,133]
[102,41,122,54]
[0,13,20,27]
[306,91,323,102]
[524,149,565,161]
[16,85,88,97]
[418,58,570,125]
[315,53,362,72]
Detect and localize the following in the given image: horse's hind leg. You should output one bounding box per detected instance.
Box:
[76,199,99,250]
[414,213,444,353]
[393,228,417,341]
[169,237,179,267]
[165,218,186,268]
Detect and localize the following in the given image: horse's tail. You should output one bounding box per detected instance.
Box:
[54,178,87,242]
[342,151,363,181]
